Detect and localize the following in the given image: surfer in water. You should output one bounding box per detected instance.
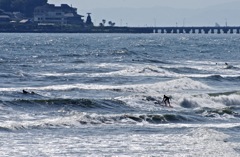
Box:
[22,90,35,94]
[162,95,172,107]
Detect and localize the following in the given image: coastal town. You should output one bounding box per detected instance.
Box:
[0,0,96,31]
[0,0,131,33]
[0,0,94,26]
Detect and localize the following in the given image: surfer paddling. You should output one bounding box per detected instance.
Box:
[22,90,35,94]
[162,95,172,107]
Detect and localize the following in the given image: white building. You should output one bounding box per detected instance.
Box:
[34,4,84,25]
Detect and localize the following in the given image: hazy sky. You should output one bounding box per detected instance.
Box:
[49,0,234,9]
[48,0,239,26]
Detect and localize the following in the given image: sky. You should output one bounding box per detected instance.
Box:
[49,0,234,9]
[48,0,240,26]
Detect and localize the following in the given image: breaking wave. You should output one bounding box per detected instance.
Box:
[2,98,131,113]
[0,112,204,132]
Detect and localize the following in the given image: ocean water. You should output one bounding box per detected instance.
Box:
[0,33,240,157]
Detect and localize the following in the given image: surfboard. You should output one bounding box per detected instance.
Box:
[154,101,173,108]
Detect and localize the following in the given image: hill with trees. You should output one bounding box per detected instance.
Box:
[0,0,48,17]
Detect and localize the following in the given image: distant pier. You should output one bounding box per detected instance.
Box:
[1,24,240,34]
[136,26,240,34]
[84,26,240,34]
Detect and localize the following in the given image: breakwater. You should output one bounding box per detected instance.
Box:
[0,24,240,34]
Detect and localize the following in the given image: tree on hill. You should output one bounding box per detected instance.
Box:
[0,0,48,17]
[108,21,115,27]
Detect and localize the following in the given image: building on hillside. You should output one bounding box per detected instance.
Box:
[34,4,84,25]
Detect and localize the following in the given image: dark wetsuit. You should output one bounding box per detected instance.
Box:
[163,95,171,107]
[23,90,29,94]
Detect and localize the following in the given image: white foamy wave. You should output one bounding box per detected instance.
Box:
[39,72,87,77]
[179,93,240,109]
[115,78,211,109]
[119,77,211,96]
[211,94,240,106]
[124,78,211,98]
[0,77,210,95]
[0,112,141,131]
[180,128,239,157]
[179,95,225,109]
[36,62,240,79]
[88,64,181,78]
[161,77,211,91]
[38,63,182,78]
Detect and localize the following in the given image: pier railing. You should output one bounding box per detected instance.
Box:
[141,26,240,34]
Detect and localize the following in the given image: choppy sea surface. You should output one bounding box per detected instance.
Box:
[0,33,240,156]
